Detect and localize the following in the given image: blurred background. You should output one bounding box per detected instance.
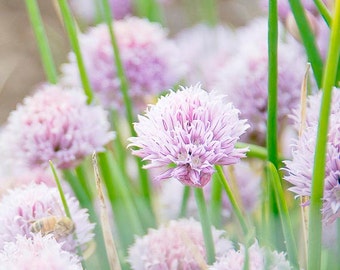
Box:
[0,0,261,124]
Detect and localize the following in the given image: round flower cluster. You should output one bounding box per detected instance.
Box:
[61,17,186,113]
[0,84,114,170]
[0,234,82,270]
[175,23,235,89]
[210,241,292,270]
[284,88,340,224]
[213,18,306,145]
[129,84,249,187]
[127,218,233,269]
[0,183,95,252]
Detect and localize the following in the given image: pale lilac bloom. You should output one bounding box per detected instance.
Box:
[210,241,291,270]
[284,89,340,224]
[61,17,185,113]
[0,183,95,252]
[214,18,306,145]
[0,234,82,270]
[0,84,114,170]
[69,0,131,23]
[127,218,233,269]
[157,161,261,221]
[129,84,249,187]
[175,23,235,89]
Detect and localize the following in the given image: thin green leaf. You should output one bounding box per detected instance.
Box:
[308,1,340,269]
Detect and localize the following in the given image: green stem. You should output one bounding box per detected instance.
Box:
[57,0,93,103]
[132,0,163,23]
[201,0,218,26]
[25,0,58,84]
[75,163,93,202]
[209,174,223,228]
[101,0,153,207]
[267,0,278,168]
[194,188,216,265]
[179,186,191,218]
[288,0,324,88]
[308,2,340,269]
[215,165,249,234]
[267,162,299,269]
[313,0,332,27]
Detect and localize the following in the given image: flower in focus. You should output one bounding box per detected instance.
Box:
[128,84,249,187]
[213,18,306,145]
[0,84,114,170]
[157,161,261,221]
[175,23,235,89]
[69,0,131,23]
[0,183,95,252]
[284,88,340,224]
[0,234,82,270]
[209,241,291,270]
[127,218,233,269]
[61,17,186,113]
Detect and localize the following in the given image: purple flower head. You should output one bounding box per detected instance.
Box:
[175,23,235,89]
[0,84,114,170]
[284,88,340,224]
[128,84,249,187]
[0,183,95,252]
[69,0,131,23]
[61,17,185,113]
[214,18,306,145]
[0,234,82,270]
[127,218,233,269]
[210,241,291,270]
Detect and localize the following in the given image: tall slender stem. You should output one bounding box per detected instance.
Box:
[25,0,58,84]
[194,188,216,265]
[308,2,340,269]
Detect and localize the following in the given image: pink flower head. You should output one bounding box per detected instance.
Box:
[127,218,233,269]
[128,84,249,187]
[210,241,291,270]
[284,88,340,224]
[0,84,114,170]
[69,0,131,23]
[175,23,235,89]
[61,17,185,113]
[0,234,82,270]
[0,183,95,252]
[214,18,306,145]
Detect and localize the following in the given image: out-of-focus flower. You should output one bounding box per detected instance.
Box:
[0,183,95,252]
[0,234,82,270]
[157,161,261,221]
[209,241,291,270]
[127,218,233,269]
[69,0,131,23]
[0,168,72,199]
[0,84,114,170]
[128,84,249,187]
[61,17,185,113]
[284,88,340,224]
[175,23,235,89]
[214,18,306,145]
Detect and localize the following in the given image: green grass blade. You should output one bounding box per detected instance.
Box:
[267,162,299,269]
[57,0,93,103]
[25,0,58,84]
[307,2,340,269]
[288,0,324,88]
